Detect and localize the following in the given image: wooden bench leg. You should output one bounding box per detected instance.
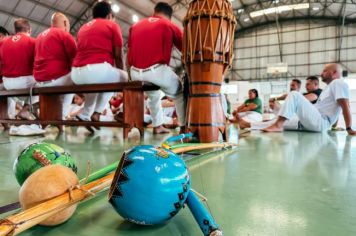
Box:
[39,94,63,131]
[123,89,144,139]
[0,97,9,129]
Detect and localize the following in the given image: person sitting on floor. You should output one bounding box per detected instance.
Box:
[67,94,85,120]
[266,99,281,116]
[71,0,128,132]
[303,76,322,104]
[231,89,263,123]
[110,92,124,122]
[259,63,356,135]
[161,96,178,128]
[270,79,301,103]
[110,92,123,115]
[127,2,185,134]
[0,19,39,120]
[239,76,324,130]
[34,12,77,119]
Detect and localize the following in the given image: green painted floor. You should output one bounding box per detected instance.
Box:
[1,126,356,235]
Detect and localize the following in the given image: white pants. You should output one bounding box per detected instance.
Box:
[239,111,263,123]
[130,64,185,127]
[3,75,39,106]
[71,63,128,120]
[251,117,301,130]
[0,82,16,119]
[35,73,74,119]
[252,92,331,132]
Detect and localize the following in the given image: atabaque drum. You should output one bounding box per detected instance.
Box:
[108,145,190,225]
[183,0,236,142]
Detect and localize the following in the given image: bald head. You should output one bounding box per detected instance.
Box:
[51,12,70,32]
[321,63,343,84]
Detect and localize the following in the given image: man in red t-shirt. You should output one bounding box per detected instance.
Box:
[72,1,127,125]
[0,26,10,91]
[34,12,77,119]
[0,26,16,126]
[0,19,38,120]
[128,2,185,134]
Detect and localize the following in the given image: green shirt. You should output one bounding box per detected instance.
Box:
[244,97,262,114]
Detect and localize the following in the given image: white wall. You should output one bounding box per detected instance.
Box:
[231,20,356,81]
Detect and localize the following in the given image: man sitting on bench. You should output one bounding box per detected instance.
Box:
[127,2,185,134]
[0,26,17,122]
[71,1,127,130]
[34,12,77,119]
[0,19,38,120]
[0,26,9,91]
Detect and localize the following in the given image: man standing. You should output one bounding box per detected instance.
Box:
[72,0,127,127]
[263,63,356,135]
[34,12,77,119]
[127,2,185,134]
[0,19,38,120]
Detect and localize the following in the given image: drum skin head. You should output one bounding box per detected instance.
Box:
[108,145,191,225]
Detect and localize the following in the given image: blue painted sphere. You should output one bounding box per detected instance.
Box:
[108,145,191,225]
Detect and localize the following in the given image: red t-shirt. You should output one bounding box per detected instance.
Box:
[34,27,77,82]
[110,97,122,108]
[0,33,35,77]
[73,19,123,67]
[0,37,8,80]
[128,16,183,69]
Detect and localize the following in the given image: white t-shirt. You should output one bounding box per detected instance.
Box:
[314,78,349,125]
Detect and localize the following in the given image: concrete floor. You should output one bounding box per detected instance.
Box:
[0,126,356,235]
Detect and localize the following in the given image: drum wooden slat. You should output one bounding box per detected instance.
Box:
[186,95,225,143]
[183,0,236,143]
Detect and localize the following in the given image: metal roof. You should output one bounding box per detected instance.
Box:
[2,1,356,38]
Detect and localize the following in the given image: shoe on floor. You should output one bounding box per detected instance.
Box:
[9,125,46,136]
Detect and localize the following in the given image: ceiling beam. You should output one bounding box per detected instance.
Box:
[26,0,80,21]
[0,6,48,30]
[235,15,356,36]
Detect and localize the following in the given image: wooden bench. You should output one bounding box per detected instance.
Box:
[0,81,159,138]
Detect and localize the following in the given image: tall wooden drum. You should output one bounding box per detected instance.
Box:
[183,0,236,142]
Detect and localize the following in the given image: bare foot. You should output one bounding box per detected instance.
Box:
[153,125,170,134]
[16,109,36,120]
[239,119,251,129]
[262,124,284,132]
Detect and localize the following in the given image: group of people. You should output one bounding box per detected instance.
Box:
[0,1,184,134]
[0,1,354,137]
[232,63,355,135]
